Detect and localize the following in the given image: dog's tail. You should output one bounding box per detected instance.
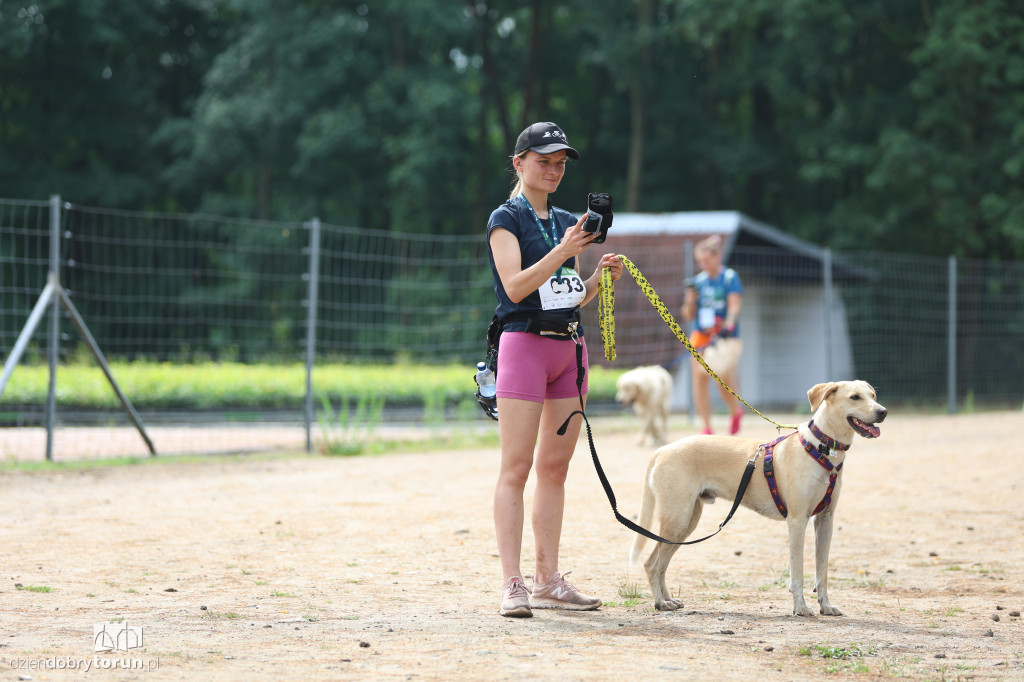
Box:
[628,454,658,566]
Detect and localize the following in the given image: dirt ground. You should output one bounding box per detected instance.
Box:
[1,409,1023,681]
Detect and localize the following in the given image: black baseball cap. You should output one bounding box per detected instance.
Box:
[513,122,580,160]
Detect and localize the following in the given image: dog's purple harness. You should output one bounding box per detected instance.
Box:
[762,421,849,518]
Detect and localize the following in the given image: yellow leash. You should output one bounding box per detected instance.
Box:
[599,255,797,432]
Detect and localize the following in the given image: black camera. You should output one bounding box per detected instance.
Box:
[583,192,612,244]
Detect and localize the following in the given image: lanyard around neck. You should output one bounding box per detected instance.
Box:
[517,194,560,249]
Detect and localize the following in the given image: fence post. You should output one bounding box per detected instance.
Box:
[304,218,321,453]
[822,247,833,381]
[947,255,957,414]
[45,195,61,461]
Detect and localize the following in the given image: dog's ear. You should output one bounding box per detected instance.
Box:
[807,382,839,411]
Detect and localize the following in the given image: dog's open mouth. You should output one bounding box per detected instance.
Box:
[848,416,880,438]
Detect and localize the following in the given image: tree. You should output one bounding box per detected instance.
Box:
[2,0,1022,258]
[0,0,227,208]
[867,0,1024,259]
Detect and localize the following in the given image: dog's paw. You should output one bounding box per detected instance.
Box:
[819,603,843,616]
[654,598,684,611]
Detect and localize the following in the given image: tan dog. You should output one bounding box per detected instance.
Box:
[616,366,673,446]
[629,380,887,616]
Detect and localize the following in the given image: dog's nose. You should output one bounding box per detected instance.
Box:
[876,407,888,422]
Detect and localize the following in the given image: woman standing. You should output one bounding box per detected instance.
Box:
[487,122,622,618]
[680,235,744,435]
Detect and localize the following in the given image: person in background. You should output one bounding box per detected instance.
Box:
[680,234,744,435]
[486,121,623,618]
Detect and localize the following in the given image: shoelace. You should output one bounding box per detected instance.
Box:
[544,571,579,595]
[506,578,531,598]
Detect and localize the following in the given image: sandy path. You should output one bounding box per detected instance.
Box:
[1,410,1022,680]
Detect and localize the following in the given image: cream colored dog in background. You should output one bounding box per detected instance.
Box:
[629,380,887,616]
[615,365,673,446]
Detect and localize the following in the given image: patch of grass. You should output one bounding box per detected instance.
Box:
[0,450,294,474]
[0,425,499,473]
[815,643,869,659]
[827,659,870,674]
[759,568,790,591]
[271,590,295,598]
[799,641,877,674]
[15,584,53,593]
[617,580,647,600]
[880,657,909,677]
[967,564,1002,574]
[316,392,385,456]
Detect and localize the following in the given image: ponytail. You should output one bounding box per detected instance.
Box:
[508,151,529,199]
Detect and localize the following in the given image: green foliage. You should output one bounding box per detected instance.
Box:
[799,642,877,674]
[0,361,626,410]
[316,391,385,456]
[0,0,230,208]
[1,0,1021,260]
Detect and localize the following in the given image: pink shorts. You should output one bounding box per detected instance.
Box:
[496,331,589,403]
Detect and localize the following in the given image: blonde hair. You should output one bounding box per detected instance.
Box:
[696,234,723,255]
[508,150,529,199]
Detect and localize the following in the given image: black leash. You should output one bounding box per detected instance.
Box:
[557,338,757,545]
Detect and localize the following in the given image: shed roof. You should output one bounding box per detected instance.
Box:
[608,211,866,283]
[611,210,818,255]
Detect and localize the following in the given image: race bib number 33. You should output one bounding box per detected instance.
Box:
[540,268,586,310]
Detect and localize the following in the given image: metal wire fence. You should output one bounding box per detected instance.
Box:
[0,199,494,366]
[2,196,1022,459]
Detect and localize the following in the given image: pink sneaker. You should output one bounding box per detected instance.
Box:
[730,412,743,435]
[701,427,713,435]
[531,571,601,611]
[499,576,532,618]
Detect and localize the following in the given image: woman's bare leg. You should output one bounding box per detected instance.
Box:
[494,397,542,581]
[531,395,583,585]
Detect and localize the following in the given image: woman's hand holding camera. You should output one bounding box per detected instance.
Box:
[556,214,598,258]
[560,216,622,280]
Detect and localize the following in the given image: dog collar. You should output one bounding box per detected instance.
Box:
[807,420,850,454]
[798,433,844,473]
